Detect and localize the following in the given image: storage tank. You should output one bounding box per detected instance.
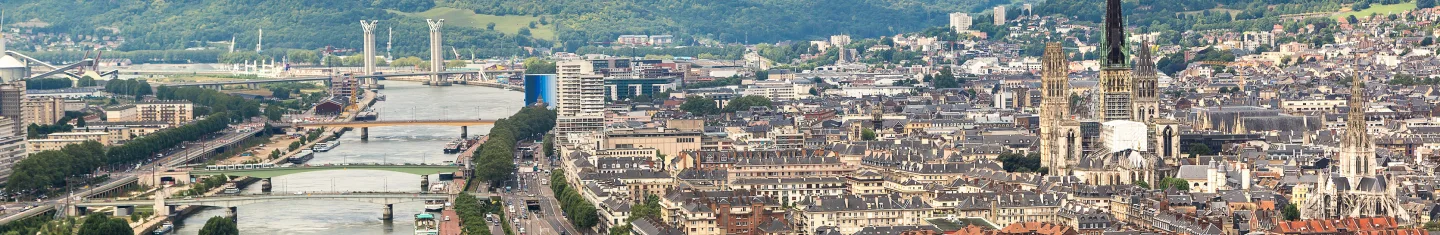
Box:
[0,55,27,83]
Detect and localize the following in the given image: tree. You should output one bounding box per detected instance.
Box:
[722,95,772,113]
[1157,177,1191,191]
[77,214,132,235]
[1134,180,1150,189]
[1421,37,1434,47]
[1421,0,1437,9]
[518,28,532,37]
[1283,204,1301,221]
[861,129,877,141]
[680,96,719,115]
[198,216,239,235]
[1185,143,1214,156]
[998,153,1043,173]
[755,70,769,81]
[523,58,556,74]
[270,87,291,99]
[1424,220,1440,231]
[486,22,497,30]
[932,68,962,88]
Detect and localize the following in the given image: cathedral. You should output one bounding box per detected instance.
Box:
[1301,74,1410,224]
[1039,0,1180,186]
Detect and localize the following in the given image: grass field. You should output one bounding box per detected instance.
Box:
[389,7,556,40]
[1333,2,1417,20]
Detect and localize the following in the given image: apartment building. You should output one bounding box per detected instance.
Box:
[21,96,65,127]
[556,59,607,144]
[0,117,26,182]
[29,131,108,153]
[108,101,194,125]
[661,189,788,235]
[137,101,193,125]
[795,194,932,235]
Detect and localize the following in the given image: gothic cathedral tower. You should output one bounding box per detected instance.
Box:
[1132,40,1160,123]
[1098,0,1133,121]
[1041,43,1081,176]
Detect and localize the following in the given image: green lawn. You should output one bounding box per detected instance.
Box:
[388,7,556,41]
[1333,2,1417,20]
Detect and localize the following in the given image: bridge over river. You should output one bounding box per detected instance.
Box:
[73,192,447,220]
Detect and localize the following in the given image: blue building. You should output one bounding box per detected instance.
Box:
[524,74,557,109]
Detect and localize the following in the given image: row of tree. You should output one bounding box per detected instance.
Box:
[4,142,105,194]
[156,87,263,121]
[453,193,498,235]
[471,106,556,187]
[679,95,774,116]
[103,79,154,100]
[550,170,599,229]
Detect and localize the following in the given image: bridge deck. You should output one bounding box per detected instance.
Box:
[189,164,460,178]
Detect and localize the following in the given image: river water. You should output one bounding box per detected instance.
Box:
[173,80,525,235]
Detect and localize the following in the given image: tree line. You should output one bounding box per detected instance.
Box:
[4,142,105,194]
[104,79,153,100]
[679,95,773,116]
[471,106,556,188]
[550,170,600,229]
[156,86,263,121]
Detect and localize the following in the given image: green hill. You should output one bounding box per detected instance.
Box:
[3,0,1024,55]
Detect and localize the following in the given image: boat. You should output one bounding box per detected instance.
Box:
[442,139,464,154]
[376,94,386,101]
[423,199,445,211]
[312,141,340,152]
[288,150,315,164]
[414,213,439,235]
[151,222,173,235]
[221,183,240,194]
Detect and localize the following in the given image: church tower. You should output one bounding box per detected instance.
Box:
[1040,43,1081,176]
[1098,0,1133,121]
[1131,40,1160,123]
[1338,74,1374,179]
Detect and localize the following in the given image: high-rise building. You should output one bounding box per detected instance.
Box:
[829,35,851,47]
[994,6,1007,25]
[949,12,973,32]
[0,117,26,182]
[0,83,21,121]
[1039,43,1081,176]
[21,97,64,127]
[555,60,606,144]
[1097,0,1132,121]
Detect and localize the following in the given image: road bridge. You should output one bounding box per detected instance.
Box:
[189,164,460,178]
[72,192,447,220]
[159,71,481,89]
[274,119,497,140]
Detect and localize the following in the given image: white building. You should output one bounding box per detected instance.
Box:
[949,12,973,33]
[994,6,1007,25]
[556,60,607,144]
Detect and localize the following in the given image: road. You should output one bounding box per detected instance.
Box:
[473,148,582,235]
[0,124,262,223]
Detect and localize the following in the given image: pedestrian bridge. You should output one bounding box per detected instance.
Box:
[275,119,498,128]
[189,164,460,178]
[75,192,447,208]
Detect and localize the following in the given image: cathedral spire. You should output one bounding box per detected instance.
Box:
[1102,0,1127,67]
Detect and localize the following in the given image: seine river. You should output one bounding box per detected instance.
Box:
[173,80,524,234]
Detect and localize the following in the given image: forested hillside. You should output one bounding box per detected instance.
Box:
[4,0,536,57]
[3,0,1024,55]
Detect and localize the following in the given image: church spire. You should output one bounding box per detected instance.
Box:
[1102,0,1128,67]
[1340,72,1374,178]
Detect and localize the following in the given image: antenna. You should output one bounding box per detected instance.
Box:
[256,28,263,53]
[386,27,393,61]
